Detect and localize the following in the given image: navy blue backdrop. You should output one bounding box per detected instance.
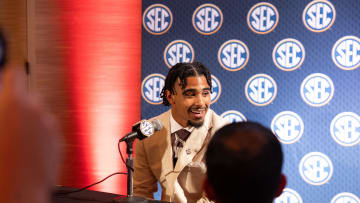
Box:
[141,0,360,202]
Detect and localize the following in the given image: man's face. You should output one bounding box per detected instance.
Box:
[166,75,211,127]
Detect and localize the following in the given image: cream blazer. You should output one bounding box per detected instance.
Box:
[133,109,227,203]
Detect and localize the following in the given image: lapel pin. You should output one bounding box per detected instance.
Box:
[186,149,191,155]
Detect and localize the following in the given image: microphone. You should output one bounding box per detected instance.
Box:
[120,119,162,142]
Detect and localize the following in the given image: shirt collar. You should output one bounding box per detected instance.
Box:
[170,112,194,134]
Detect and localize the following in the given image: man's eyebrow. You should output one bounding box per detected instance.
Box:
[182,87,211,94]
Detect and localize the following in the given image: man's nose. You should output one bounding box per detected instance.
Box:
[195,94,205,106]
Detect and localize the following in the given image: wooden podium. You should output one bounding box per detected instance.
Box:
[52,186,168,203]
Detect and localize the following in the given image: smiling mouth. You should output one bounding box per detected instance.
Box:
[187,108,207,127]
[189,108,206,118]
[190,109,205,113]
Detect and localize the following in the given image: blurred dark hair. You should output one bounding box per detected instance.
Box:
[205,121,283,203]
[160,62,212,106]
[0,31,6,70]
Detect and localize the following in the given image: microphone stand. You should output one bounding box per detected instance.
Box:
[113,138,148,202]
[125,138,135,197]
[113,120,167,203]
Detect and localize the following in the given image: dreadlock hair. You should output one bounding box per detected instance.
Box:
[160,62,212,106]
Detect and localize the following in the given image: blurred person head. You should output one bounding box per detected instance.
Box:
[204,121,286,203]
[160,62,212,128]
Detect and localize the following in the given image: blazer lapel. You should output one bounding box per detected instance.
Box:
[173,110,212,173]
[158,110,174,178]
[155,110,178,198]
[161,110,215,200]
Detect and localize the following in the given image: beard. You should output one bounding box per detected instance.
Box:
[187,105,208,128]
[187,119,204,128]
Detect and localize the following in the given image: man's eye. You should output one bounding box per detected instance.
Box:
[184,92,195,97]
[202,91,210,96]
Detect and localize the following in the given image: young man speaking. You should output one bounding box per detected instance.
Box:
[133,62,227,202]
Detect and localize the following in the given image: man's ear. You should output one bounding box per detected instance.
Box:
[165,90,174,105]
[275,174,287,197]
[203,176,216,201]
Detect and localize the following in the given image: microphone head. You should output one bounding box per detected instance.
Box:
[152,119,163,131]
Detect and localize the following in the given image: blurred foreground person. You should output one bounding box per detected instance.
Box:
[204,122,286,203]
[0,68,59,203]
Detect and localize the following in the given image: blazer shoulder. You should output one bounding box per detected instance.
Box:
[149,109,170,123]
[209,110,229,131]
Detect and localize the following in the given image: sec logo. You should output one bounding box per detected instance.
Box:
[192,4,223,35]
[273,38,305,71]
[164,40,194,68]
[143,4,173,35]
[247,2,279,34]
[332,36,360,70]
[330,112,360,147]
[245,74,277,106]
[271,111,304,144]
[300,73,334,107]
[299,152,333,185]
[220,110,247,123]
[303,0,336,32]
[274,188,303,203]
[218,39,249,71]
[331,192,360,203]
[210,75,221,104]
[141,73,165,105]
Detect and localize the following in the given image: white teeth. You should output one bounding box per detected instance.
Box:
[191,109,204,114]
